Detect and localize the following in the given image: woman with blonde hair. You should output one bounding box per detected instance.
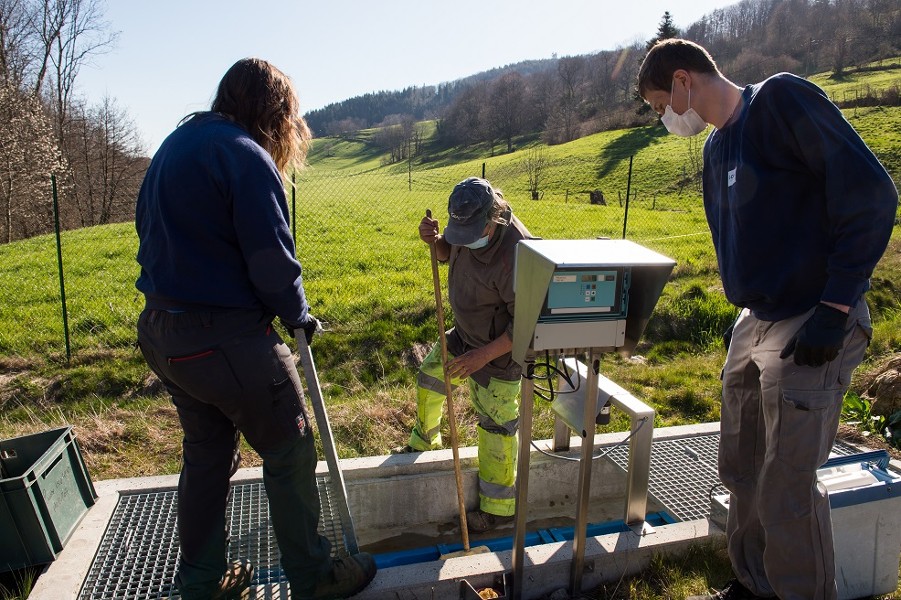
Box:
[135,58,376,600]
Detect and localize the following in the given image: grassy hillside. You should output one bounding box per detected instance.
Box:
[809,59,901,97]
[307,108,901,211]
[0,62,899,600]
[0,66,899,478]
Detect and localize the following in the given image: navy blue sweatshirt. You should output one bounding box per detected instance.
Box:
[135,112,311,326]
[703,73,898,321]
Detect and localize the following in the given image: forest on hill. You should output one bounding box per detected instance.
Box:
[304,0,901,154]
[1,0,899,247]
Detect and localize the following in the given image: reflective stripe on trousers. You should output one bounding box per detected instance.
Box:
[408,342,521,516]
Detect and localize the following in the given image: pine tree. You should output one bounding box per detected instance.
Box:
[647,11,680,51]
[635,12,682,116]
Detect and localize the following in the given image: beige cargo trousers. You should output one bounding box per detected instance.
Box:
[719,301,872,600]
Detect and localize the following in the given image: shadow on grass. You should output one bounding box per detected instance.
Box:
[413,131,541,170]
[597,125,668,179]
[306,134,387,171]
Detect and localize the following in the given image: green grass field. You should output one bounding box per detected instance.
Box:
[810,59,901,98]
[0,63,899,600]
[1,77,899,463]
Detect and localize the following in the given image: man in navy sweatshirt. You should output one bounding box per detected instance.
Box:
[638,39,898,600]
[135,58,376,600]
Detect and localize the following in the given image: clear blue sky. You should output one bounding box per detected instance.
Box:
[77,0,738,155]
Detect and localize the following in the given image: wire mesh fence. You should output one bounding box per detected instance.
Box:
[0,151,710,363]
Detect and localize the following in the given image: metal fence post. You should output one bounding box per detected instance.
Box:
[622,155,633,239]
[51,174,71,363]
[291,172,297,248]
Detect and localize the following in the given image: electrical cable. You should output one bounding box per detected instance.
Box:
[528,350,556,401]
[529,415,650,462]
[708,482,728,503]
[530,350,583,402]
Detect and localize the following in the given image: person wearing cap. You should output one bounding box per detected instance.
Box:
[398,177,532,533]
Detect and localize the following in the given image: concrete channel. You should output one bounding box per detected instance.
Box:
[25,422,898,599]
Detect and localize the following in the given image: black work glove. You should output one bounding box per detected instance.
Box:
[779,304,848,367]
[280,315,321,345]
[722,322,735,351]
[300,316,321,345]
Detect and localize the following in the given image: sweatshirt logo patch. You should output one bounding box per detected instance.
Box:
[727,168,737,187]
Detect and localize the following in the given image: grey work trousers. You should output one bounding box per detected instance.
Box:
[137,308,331,598]
[719,302,871,600]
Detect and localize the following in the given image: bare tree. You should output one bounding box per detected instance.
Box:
[522,145,546,200]
[552,56,585,143]
[374,114,421,164]
[527,69,557,131]
[33,0,117,141]
[488,72,527,153]
[586,51,617,115]
[0,0,32,87]
[63,94,145,226]
[440,82,490,147]
[92,95,146,224]
[25,0,135,232]
[324,117,366,138]
[686,134,704,195]
[831,0,856,77]
[612,44,641,104]
[763,1,804,62]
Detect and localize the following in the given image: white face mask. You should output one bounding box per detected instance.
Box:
[464,234,490,250]
[660,81,707,137]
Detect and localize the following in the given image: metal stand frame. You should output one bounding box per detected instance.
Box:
[510,351,534,600]
[296,332,360,555]
[509,350,655,599]
[569,348,599,593]
[552,357,655,529]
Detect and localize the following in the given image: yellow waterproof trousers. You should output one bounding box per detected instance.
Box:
[407,342,521,516]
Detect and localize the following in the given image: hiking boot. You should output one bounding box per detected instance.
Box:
[466,509,514,533]
[298,552,377,599]
[390,445,417,454]
[687,578,767,599]
[210,560,253,600]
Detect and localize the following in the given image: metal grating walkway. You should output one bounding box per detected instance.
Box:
[606,434,859,522]
[77,434,863,598]
[607,434,723,522]
[78,475,344,599]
